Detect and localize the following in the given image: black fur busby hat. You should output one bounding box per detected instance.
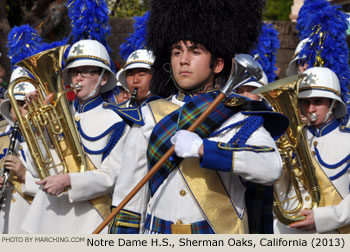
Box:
[147,0,266,97]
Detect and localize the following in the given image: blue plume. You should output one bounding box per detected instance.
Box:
[296,0,330,39]
[299,2,350,94]
[297,0,350,124]
[251,23,280,82]
[7,25,43,69]
[119,11,149,60]
[67,0,111,52]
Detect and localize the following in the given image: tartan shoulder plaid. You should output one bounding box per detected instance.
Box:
[147,91,248,196]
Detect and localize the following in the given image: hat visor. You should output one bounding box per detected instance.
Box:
[118,62,152,91]
[286,57,299,77]
[298,90,347,119]
[242,82,264,88]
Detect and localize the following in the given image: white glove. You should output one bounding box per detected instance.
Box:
[170,130,203,158]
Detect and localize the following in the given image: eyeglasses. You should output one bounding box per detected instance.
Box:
[69,69,101,79]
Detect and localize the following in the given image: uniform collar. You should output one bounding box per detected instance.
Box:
[74,95,104,113]
[307,118,338,137]
[175,89,219,103]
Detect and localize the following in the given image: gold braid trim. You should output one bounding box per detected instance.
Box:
[66,55,109,66]
[299,86,340,96]
[124,60,153,68]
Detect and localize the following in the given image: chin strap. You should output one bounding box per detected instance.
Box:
[322,99,336,124]
[81,68,106,101]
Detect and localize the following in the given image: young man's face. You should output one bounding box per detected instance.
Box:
[126,68,152,102]
[299,97,335,128]
[69,66,107,102]
[170,41,223,91]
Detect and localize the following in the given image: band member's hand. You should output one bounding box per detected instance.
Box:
[36,173,71,196]
[289,209,315,230]
[4,155,26,183]
[170,130,203,158]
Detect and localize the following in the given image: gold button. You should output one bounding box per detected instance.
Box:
[312,151,316,156]
[75,116,80,121]
[180,189,186,196]
[313,141,318,146]
[305,196,310,201]
[176,220,183,224]
[19,146,22,150]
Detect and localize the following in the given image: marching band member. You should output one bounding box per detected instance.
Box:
[21,39,128,234]
[0,68,39,233]
[21,0,129,233]
[109,0,288,234]
[117,49,154,107]
[285,38,309,76]
[274,0,350,234]
[274,67,350,234]
[235,73,276,234]
[113,70,131,105]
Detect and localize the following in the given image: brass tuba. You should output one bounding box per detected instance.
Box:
[252,75,321,225]
[8,45,87,179]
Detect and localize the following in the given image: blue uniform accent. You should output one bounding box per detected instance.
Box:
[0,148,7,160]
[73,95,105,113]
[339,125,350,133]
[143,214,215,234]
[201,139,274,172]
[78,120,126,161]
[308,119,350,181]
[104,104,144,126]
[307,119,338,137]
[104,96,162,126]
[241,110,289,140]
[0,128,12,137]
[74,95,126,161]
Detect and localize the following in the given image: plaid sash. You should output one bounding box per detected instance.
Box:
[147,91,248,195]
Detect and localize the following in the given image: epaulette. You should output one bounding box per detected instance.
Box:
[339,125,350,133]
[102,96,162,127]
[103,103,144,127]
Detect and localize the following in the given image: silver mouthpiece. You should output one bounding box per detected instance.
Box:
[310,113,317,122]
[75,83,82,91]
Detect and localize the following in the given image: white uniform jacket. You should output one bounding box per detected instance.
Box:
[0,125,38,234]
[112,91,283,234]
[274,119,350,234]
[21,95,128,233]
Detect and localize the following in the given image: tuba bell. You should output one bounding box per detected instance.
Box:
[8,45,87,179]
[252,74,321,225]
